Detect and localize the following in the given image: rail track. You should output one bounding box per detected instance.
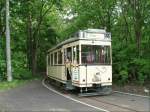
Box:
[44,78,150,112]
[87,96,140,112]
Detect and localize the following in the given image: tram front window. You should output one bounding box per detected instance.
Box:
[81,45,111,64]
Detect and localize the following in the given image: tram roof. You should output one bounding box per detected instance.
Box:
[47,29,111,53]
[47,37,79,52]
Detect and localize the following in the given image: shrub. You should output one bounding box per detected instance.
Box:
[0,49,6,81]
[118,70,128,85]
[12,51,32,80]
[129,58,150,85]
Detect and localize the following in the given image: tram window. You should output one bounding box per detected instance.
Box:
[81,45,93,64]
[66,47,72,62]
[81,45,111,64]
[51,53,53,65]
[64,49,67,63]
[58,50,62,64]
[54,52,57,65]
[99,46,111,64]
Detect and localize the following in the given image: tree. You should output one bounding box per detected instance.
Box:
[0,1,5,37]
[0,0,149,84]
[5,0,12,81]
[25,0,62,75]
[57,0,150,84]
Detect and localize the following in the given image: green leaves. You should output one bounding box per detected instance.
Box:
[130,58,150,85]
[0,54,6,81]
[0,0,150,85]
[118,70,128,85]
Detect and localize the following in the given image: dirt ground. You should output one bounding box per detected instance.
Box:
[113,82,150,96]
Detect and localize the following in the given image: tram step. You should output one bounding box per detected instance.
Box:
[66,81,75,90]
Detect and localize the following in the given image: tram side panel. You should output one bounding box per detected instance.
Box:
[48,65,66,83]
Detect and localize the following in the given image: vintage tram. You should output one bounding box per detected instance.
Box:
[46,29,112,96]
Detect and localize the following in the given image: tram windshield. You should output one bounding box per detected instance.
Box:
[81,45,111,64]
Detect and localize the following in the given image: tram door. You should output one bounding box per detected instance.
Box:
[65,46,79,89]
[65,47,72,81]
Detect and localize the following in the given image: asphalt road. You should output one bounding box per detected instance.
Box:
[0,80,103,112]
[0,79,149,112]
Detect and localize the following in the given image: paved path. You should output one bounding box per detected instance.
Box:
[0,80,103,112]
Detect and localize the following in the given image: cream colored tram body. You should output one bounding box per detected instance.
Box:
[47,29,112,95]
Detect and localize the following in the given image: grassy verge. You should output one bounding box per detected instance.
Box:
[0,80,29,91]
[0,76,42,91]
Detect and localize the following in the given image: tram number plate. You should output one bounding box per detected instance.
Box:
[72,67,79,81]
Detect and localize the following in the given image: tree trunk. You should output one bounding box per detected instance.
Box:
[135,28,141,56]
[6,0,12,81]
[134,12,142,57]
[32,48,37,75]
[27,13,32,70]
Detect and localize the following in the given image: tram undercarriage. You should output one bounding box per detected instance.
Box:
[77,85,112,97]
[47,76,112,97]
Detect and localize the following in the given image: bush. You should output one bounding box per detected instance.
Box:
[13,68,32,79]
[0,49,6,81]
[129,58,150,85]
[12,51,32,80]
[112,41,150,85]
[118,70,128,85]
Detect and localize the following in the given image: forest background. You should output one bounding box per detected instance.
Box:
[0,0,150,85]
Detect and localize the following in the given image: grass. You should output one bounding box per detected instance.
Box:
[0,76,42,91]
[0,80,29,91]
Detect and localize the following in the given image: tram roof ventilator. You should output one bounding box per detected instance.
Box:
[73,29,111,41]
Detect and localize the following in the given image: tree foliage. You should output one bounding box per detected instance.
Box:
[0,0,149,85]
[58,0,150,85]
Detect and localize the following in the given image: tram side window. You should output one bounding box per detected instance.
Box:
[58,50,62,64]
[54,52,57,65]
[51,53,53,65]
[66,47,72,62]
